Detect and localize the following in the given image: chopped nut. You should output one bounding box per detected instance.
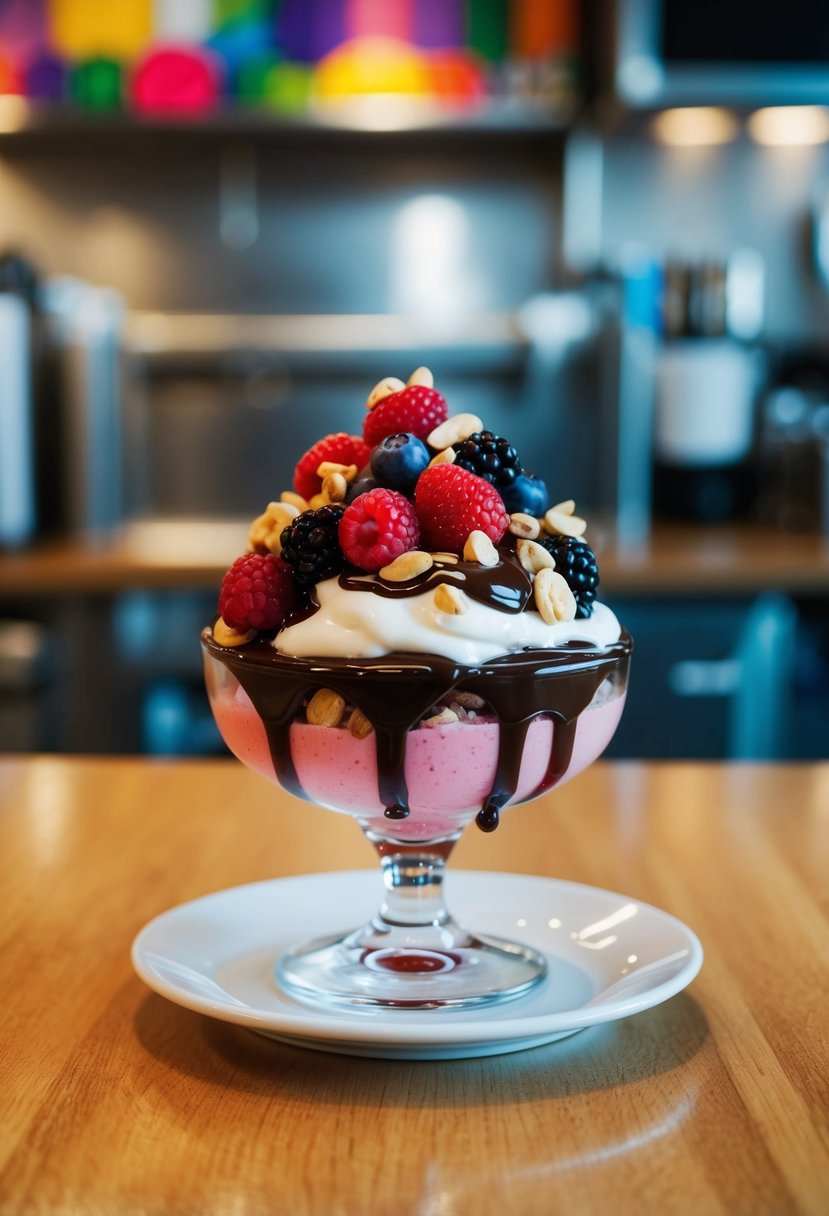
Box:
[431,551,459,564]
[423,707,459,728]
[407,366,434,388]
[317,461,358,482]
[516,538,556,574]
[509,512,541,540]
[213,618,256,647]
[306,688,346,728]
[451,690,486,710]
[322,472,348,503]
[281,491,309,513]
[543,504,587,538]
[447,702,469,721]
[366,376,405,410]
[248,501,300,555]
[433,584,469,615]
[534,567,577,624]
[427,413,484,450]
[380,550,434,582]
[463,530,499,567]
[308,491,329,510]
[348,708,374,739]
[554,499,575,516]
[427,446,456,469]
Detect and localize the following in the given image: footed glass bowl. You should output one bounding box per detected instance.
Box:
[202,629,631,1012]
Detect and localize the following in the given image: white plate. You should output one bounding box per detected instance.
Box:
[132,871,702,1060]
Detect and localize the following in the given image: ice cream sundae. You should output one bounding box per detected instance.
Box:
[201,367,631,1010]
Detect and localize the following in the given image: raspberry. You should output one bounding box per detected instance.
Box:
[294,433,371,501]
[363,385,448,447]
[218,553,297,632]
[339,488,420,572]
[280,504,346,587]
[414,464,509,553]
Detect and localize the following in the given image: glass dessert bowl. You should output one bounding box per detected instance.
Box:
[201,366,632,1012]
[202,630,631,1011]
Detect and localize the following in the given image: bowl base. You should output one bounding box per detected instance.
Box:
[276,927,547,1011]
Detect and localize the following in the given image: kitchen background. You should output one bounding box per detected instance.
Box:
[1,0,828,762]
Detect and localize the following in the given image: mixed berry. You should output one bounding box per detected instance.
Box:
[280,504,346,587]
[362,382,448,447]
[339,487,421,572]
[213,368,601,639]
[414,463,510,554]
[219,552,296,632]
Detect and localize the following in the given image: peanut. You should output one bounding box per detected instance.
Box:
[434,584,469,615]
[463,530,499,567]
[248,500,299,556]
[509,512,541,540]
[317,461,358,482]
[427,446,456,469]
[543,503,587,538]
[516,538,556,574]
[280,490,309,513]
[348,708,374,739]
[423,707,459,728]
[306,688,346,728]
[534,567,577,624]
[366,376,405,410]
[213,618,256,647]
[322,472,348,503]
[427,413,483,450]
[380,550,434,582]
[407,366,434,388]
[451,690,486,710]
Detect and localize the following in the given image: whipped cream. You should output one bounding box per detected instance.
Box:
[275,576,622,664]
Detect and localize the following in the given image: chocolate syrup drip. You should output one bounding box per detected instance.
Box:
[339,543,531,614]
[203,630,632,832]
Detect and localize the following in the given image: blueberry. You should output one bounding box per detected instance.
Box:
[370,432,430,493]
[500,473,549,517]
[345,475,378,504]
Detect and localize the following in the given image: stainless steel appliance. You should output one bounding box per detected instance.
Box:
[0,269,126,546]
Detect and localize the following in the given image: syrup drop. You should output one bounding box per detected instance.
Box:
[476,804,500,833]
[384,803,410,820]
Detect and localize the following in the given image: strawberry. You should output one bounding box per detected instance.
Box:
[363,385,448,447]
[339,488,420,572]
[414,464,509,553]
[294,433,371,500]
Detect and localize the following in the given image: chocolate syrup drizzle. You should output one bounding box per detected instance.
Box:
[339,541,532,614]
[202,629,632,834]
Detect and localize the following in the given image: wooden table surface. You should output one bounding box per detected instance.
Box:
[1,757,827,1215]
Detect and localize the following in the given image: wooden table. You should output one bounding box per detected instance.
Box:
[1,758,827,1215]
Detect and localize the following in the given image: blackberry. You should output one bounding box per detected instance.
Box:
[452,431,522,492]
[538,534,600,619]
[280,504,346,587]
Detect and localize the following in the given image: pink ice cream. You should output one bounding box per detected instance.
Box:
[210,680,626,842]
